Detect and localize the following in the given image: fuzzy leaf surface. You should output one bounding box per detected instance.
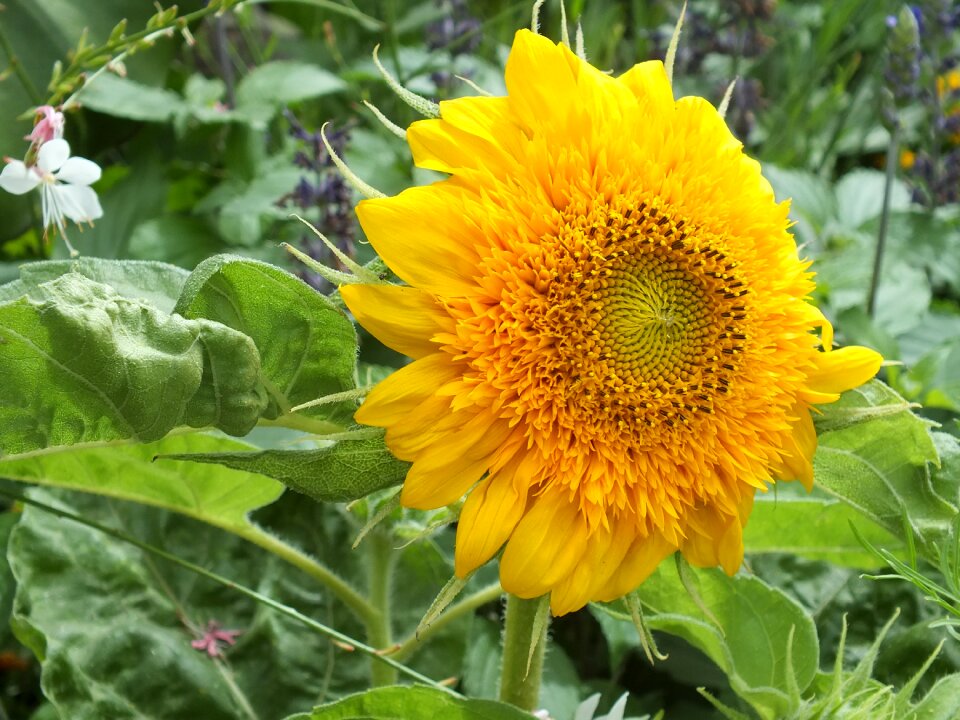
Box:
[0,273,266,456]
[813,380,951,554]
[174,255,357,428]
[8,488,357,720]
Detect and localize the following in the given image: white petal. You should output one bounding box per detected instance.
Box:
[0,161,41,194]
[56,156,101,186]
[52,184,103,223]
[597,693,629,720]
[574,694,601,720]
[37,138,70,172]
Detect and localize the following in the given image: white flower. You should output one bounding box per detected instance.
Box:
[574,693,631,720]
[0,138,102,241]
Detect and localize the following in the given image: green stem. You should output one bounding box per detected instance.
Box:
[392,582,503,662]
[867,123,900,318]
[366,529,397,686]
[498,594,548,712]
[0,21,43,105]
[238,524,378,627]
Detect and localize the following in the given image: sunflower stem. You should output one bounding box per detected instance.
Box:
[867,123,900,318]
[366,528,398,686]
[499,594,549,712]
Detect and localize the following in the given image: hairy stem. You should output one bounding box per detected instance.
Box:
[366,528,398,686]
[499,594,548,712]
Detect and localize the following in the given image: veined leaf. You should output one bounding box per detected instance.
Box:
[8,488,361,720]
[0,273,266,457]
[813,380,949,554]
[598,562,819,720]
[0,434,281,535]
[744,495,902,568]
[285,685,535,720]
[174,255,357,430]
[0,257,189,312]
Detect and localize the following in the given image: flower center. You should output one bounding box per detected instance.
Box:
[469,194,755,444]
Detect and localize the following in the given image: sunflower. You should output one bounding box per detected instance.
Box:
[340,30,883,615]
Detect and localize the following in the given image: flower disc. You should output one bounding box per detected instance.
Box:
[341,30,883,614]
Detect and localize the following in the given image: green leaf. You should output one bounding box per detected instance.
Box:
[234,61,347,126]
[74,73,186,121]
[8,488,359,720]
[813,381,949,554]
[0,257,190,312]
[0,273,266,456]
[288,685,535,719]
[744,495,902,567]
[164,433,409,503]
[0,434,280,534]
[174,255,357,428]
[603,562,819,720]
[911,673,960,719]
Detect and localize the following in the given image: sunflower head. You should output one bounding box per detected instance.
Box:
[341,30,882,615]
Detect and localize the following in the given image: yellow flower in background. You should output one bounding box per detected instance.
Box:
[341,30,883,615]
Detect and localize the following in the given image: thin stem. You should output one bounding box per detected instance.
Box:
[0,21,43,105]
[366,529,398,686]
[498,594,548,712]
[392,582,503,662]
[0,488,454,692]
[59,0,244,109]
[867,123,900,317]
[238,524,379,627]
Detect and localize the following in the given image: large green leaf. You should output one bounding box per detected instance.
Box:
[8,488,362,720]
[285,686,535,720]
[0,256,189,312]
[0,272,266,456]
[602,562,819,720]
[174,255,358,428]
[744,494,902,567]
[164,434,409,503]
[0,434,281,535]
[813,380,950,555]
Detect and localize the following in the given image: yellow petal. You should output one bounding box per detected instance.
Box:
[340,284,451,359]
[454,451,532,577]
[776,407,816,490]
[549,517,636,615]
[400,412,514,509]
[356,188,480,297]
[499,491,589,598]
[409,98,519,177]
[806,345,883,395]
[617,60,674,108]
[439,95,517,147]
[681,502,749,575]
[355,353,457,427]
[504,30,577,131]
[594,531,675,602]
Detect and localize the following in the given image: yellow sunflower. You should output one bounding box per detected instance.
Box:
[341,30,883,615]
